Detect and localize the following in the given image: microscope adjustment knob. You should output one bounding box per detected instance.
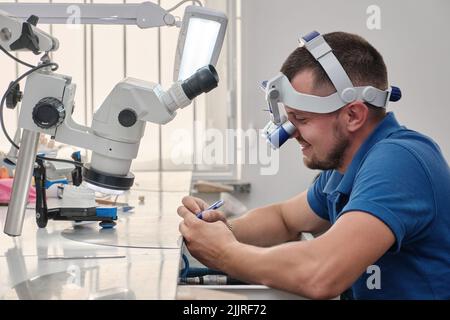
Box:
[5,82,23,109]
[118,108,137,127]
[32,97,66,129]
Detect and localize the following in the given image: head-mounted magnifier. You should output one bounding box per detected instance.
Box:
[262,31,402,149]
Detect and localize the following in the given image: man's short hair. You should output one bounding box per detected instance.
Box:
[280,32,388,116]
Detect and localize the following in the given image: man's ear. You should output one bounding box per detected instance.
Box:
[340,101,369,133]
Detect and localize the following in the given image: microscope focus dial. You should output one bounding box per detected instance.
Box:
[32,97,66,129]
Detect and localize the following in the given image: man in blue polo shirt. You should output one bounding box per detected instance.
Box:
[177,31,450,299]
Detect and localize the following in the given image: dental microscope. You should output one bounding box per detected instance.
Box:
[0,2,227,236]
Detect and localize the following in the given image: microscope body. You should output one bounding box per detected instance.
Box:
[89,77,186,176]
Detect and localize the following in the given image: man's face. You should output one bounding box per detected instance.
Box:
[285,70,350,171]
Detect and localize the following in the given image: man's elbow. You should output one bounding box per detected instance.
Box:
[293,268,343,300]
[262,271,341,299]
[306,283,341,300]
[260,250,345,299]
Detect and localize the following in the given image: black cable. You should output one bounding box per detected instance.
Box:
[0,62,85,168]
[38,155,84,168]
[0,45,36,68]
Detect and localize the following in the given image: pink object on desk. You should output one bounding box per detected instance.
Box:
[0,178,36,204]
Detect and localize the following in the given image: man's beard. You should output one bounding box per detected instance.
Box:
[302,123,349,171]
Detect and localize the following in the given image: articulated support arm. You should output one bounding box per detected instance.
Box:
[0,2,177,28]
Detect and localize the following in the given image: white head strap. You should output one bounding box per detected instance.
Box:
[263,31,401,124]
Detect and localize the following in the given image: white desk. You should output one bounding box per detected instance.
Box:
[0,171,191,300]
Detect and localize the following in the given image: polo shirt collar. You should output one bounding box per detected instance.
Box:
[324,112,404,196]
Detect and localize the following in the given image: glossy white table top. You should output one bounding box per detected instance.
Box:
[0,171,191,300]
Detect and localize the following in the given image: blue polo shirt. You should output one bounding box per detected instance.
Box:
[307,112,450,299]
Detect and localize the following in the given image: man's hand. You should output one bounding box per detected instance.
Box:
[180,196,228,223]
[181,196,208,214]
[178,205,237,271]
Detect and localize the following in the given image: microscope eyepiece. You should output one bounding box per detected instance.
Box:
[181,65,219,100]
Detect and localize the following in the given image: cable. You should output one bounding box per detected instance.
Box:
[38,155,84,168]
[166,0,203,13]
[180,254,190,279]
[183,267,226,277]
[0,45,36,68]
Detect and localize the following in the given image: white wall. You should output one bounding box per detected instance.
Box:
[236,0,450,209]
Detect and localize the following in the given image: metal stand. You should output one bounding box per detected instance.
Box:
[4,129,39,236]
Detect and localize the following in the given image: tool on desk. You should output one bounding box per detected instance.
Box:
[95,198,134,212]
[196,199,224,220]
[181,275,246,285]
[193,180,233,193]
[95,198,128,206]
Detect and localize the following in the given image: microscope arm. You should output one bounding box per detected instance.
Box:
[0,3,176,28]
[0,1,178,53]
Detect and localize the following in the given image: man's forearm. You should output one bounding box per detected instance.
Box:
[229,204,299,247]
[221,240,325,299]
